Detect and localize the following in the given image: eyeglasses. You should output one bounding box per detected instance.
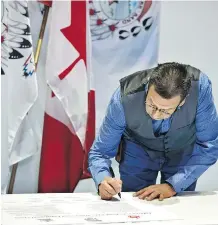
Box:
[145,101,178,118]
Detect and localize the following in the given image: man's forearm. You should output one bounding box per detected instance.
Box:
[166,142,218,193]
[88,153,112,188]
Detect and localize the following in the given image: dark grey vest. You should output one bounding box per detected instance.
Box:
[120,65,200,164]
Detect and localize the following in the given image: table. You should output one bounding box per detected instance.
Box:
[1,191,218,225]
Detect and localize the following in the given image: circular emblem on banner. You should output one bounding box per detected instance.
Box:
[89,0,153,41]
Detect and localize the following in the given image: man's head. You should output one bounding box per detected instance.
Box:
[146,62,192,120]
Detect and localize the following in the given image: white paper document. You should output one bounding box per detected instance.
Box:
[1,193,179,225]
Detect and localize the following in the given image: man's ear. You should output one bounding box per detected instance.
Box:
[179,99,186,107]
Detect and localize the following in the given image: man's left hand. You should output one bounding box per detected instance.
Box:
[133,184,176,201]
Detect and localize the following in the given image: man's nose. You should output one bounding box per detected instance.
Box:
[151,109,162,119]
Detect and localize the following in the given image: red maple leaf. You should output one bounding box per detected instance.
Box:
[59,1,87,81]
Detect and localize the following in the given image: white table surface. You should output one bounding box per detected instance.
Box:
[1,191,218,225]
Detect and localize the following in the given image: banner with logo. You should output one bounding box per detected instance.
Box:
[89,0,160,131]
[1,0,38,192]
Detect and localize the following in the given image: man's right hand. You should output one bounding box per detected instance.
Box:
[98,177,122,200]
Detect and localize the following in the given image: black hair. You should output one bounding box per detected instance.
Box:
[149,62,191,101]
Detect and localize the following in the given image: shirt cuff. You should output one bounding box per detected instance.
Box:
[93,170,112,190]
[166,173,197,193]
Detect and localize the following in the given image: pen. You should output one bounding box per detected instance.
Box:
[109,167,121,198]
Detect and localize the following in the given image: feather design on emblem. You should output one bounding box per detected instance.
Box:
[1,0,35,76]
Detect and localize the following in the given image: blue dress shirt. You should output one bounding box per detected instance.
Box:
[88,73,218,193]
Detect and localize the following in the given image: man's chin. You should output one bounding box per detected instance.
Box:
[150,116,163,120]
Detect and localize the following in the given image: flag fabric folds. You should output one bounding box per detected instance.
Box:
[1,0,38,192]
[38,0,92,192]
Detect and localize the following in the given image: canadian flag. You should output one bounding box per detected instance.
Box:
[38,0,95,193]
